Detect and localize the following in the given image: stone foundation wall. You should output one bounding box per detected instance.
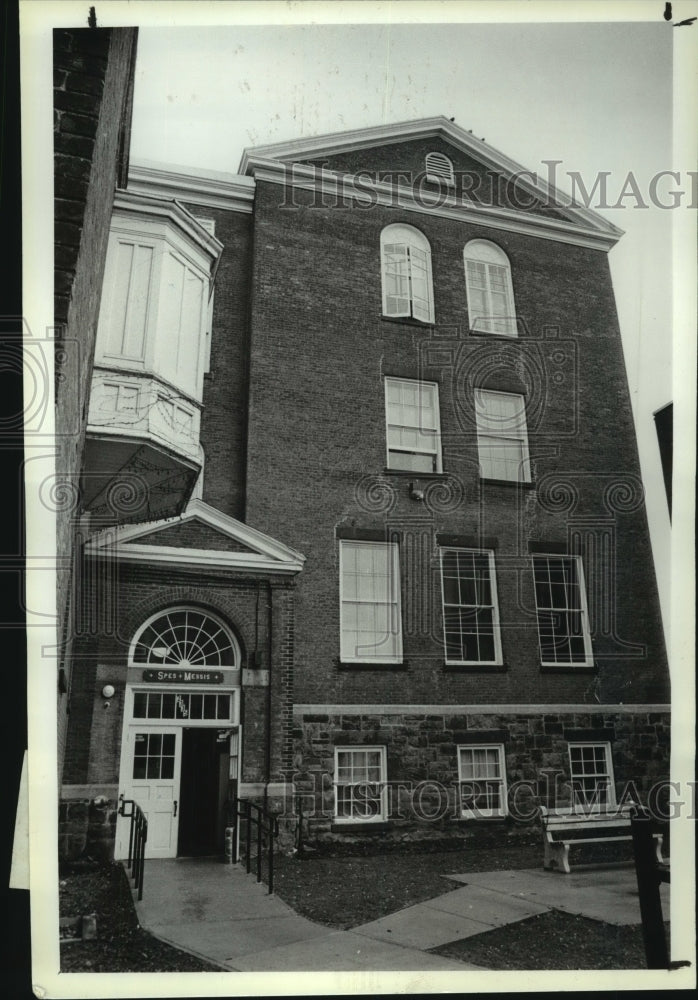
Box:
[292,708,671,845]
[59,796,118,863]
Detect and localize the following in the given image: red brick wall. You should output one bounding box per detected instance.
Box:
[241,179,668,707]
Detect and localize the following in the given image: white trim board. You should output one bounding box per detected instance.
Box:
[84,498,306,575]
[293,704,670,715]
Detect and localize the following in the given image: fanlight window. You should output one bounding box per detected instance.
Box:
[425,151,455,186]
[131,608,238,668]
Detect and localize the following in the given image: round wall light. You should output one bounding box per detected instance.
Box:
[101,684,115,699]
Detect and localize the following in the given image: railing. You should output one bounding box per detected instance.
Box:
[630,805,670,969]
[228,797,279,895]
[118,797,148,902]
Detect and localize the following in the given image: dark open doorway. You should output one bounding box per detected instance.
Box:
[177,728,229,856]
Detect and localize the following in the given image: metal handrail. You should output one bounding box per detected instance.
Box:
[228,797,279,894]
[119,797,148,902]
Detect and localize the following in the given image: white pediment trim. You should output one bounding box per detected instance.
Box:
[84,499,305,574]
[239,116,623,249]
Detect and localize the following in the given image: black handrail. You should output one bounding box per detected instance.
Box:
[119,797,148,902]
[228,797,279,894]
[630,804,670,969]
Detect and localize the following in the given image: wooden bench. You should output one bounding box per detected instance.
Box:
[540,804,664,874]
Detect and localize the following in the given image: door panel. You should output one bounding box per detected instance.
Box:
[116,727,182,859]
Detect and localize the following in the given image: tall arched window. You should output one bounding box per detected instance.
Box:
[464,240,517,337]
[381,224,435,323]
[130,607,239,668]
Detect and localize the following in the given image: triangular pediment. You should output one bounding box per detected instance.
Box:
[240,117,622,250]
[84,499,305,574]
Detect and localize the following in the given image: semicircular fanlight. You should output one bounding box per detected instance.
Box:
[132,608,237,668]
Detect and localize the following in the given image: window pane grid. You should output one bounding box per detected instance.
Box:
[335,748,386,821]
[133,690,232,721]
[475,391,530,483]
[568,744,614,807]
[132,732,176,780]
[341,542,402,661]
[386,378,441,472]
[132,609,237,667]
[533,557,591,664]
[441,550,500,664]
[381,227,434,322]
[458,745,506,816]
[464,243,516,337]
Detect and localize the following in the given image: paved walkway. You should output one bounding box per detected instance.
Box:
[132,858,668,972]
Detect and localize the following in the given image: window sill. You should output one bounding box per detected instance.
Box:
[540,664,597,674]
[330,821,389,833]
[383,469,447,479]
[468,327,518,339]
[442,661,507,673]
[380,315,434,329]
[336,659,408,671]
[480,478,535,489]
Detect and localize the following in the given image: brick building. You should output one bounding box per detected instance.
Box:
[58,117,670,861]
[54,26,138,779]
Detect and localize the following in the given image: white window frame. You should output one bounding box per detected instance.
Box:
[440,548,502,665]
[334,746,388,823]
[464,240,517,337]
[380,224,435,323]
[532,555,594,667]
[339,540,403,663]
[384,377,443,473]
[457,744,508,818]
[425,151,455,187]
[475,388,531,483]
[567,741,616,810]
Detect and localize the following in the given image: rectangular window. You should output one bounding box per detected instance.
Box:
[458,745,507,817]
[568,742,615,809]
[532,555,593,666]
[340,541,402,662]
[440,549,502,664]
[133,690,233,722]
[335,747,387,822]
[385,377,442,473]
[475,389,530,482]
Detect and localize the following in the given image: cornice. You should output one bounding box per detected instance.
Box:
[112,189,224,259]
[128,160,256,214]
[245,157,620,252]
[239,116,623,245]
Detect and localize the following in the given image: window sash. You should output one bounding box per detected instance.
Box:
[475,390,531,482]
[458,745,507,817]
[568,743,615,809]
[533,556,593,666]
[465,256,516,336]
[340,541,403,662]
[385,378,442,473]
[335,747,388,821]
[440,549,502,664]
[381,232,434,322]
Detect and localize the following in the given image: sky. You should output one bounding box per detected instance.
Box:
[127,15,681,637]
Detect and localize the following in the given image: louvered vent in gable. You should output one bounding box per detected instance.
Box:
[425,151,455,186]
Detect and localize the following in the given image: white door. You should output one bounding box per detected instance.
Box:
[116,727,182,859]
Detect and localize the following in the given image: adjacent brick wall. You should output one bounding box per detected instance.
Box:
[54,27,138,779]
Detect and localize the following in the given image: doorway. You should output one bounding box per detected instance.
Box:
[177,728,231,856]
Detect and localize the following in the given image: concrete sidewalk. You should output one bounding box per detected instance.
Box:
[133,858,668,972]
[133,858,478,971]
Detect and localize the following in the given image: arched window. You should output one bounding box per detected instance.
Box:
[130,607,239,668]
[425,151,455,187]
[464,240,517,337]
[380,224,434,323]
